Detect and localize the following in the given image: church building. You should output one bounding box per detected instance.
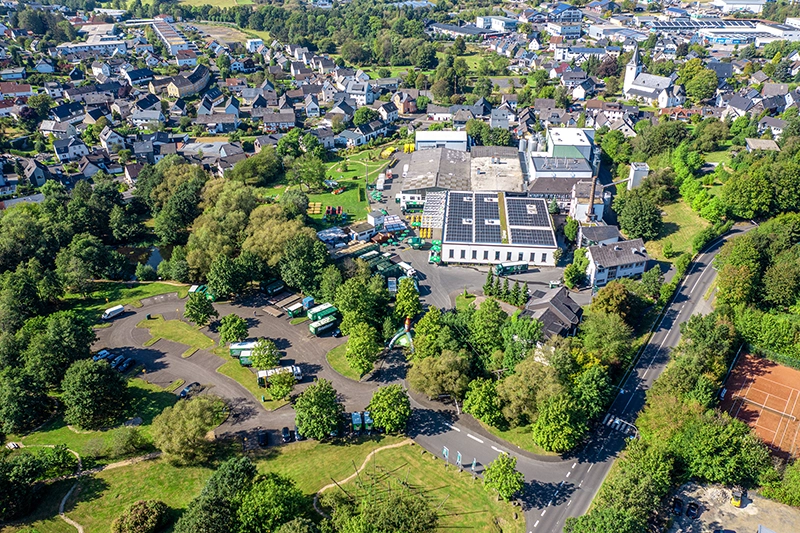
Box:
[623,46,686,108]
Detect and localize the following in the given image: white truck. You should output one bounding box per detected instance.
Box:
[101,305,124,320]
[402,164,409,178]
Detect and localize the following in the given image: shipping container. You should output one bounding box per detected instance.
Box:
[287,302,305,318]
[307,302,337,321]
[309,314,338,335]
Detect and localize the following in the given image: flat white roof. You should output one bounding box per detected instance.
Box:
[415,130,468,141]
[548,128,591,147]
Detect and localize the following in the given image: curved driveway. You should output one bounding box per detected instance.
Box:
[95,225,744,532]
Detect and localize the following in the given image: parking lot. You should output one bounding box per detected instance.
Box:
[669,483,800,533]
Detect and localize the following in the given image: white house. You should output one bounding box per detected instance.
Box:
[53,138,89,162]
[586,238,649,286]
[415,130,469,152]
[711,0,766,13]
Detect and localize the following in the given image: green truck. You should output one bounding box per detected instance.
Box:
[309,315,338,336]
[261,280,285,296]
[286,302,305,318]
[307,302,337,321]
[495,261,530,276]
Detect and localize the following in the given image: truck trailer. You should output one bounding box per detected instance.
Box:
[307,302,337,321]
[309,315,338,336]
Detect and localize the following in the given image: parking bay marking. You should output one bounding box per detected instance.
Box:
[467,434,484,444]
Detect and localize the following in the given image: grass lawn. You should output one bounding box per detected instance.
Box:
[137,315,215,356]
[704,149,732,164]
[0,479,77,533]
[290,316,309,325]
[480,423,558,457]
[12,380,176,462]
[331,444,525,533]
[326,342,363,381]
[645,200,710,261]
[216,358,289,411]
[63,282,189,321]
[255,435,405,495]
[180,0,239,6]
[65,458,214,533]
[455,292,477,311]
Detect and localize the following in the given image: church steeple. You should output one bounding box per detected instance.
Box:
[623,44,643,96]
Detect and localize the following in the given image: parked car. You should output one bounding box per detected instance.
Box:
[671,498,684,516]
[180,382,201,398]
[257,428,268,447]
[281,427,292,443]
[332,328,342,338]
[294,426,304,441]
[93,349,111,361]
[686,502,700,519]
[118,358,135,373]
[110,355,125,369]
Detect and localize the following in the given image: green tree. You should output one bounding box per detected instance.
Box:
[173,494,236,533]
[367,385,411,433]
[483,453,524,501]
[251,338,280,370]
[564,508,644,533]
[548,199,560,214]
[61,359,128,430]
[280,234,329,295]
[497,358,563,427]
[281,189,309,219]
[287,154,326,192]
[345,323,381,375]
[685,68,718,102]
[184,292,218,326]
[640,266,664,301]
[483,270,494,296]
[276,518,319,533]
[237,473,306,533]
[110,205,143,244]
[26,93,53,119]
[463,378,504,427]
[469,298,508,360]
[532,393,588,453]
[218,314,248,345]
[573,365,613,420]
[590,281,634,323]
[618,192,662,240]
[501,315,543,371]
[112,500,170,533]
[207,255,242,300]
[580,311,632,366]
[294,379,342,440]
[135,263,156,281]
[407,350,470,399]
[394,277,421,320]
[564,218,579,243]
[318,265,343,304]
[353,107,380,126]
[269,371,295,401]
[0,368,49,434]
[151,396,222,465]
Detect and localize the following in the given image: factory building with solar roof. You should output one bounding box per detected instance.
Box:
[432,191,558,267]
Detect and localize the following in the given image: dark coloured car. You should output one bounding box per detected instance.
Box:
[671,498,684,516]
[257,429,268,447]
[110,355,125,369]
[294,426,304,441]
[686,502,700,519]
[281,426,292,443]
[180,382,201,398]
[93,349,111,362]
[118,358,135,373]
[332,328,342,338]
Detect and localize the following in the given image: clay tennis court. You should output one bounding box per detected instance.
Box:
[721,353,800,459]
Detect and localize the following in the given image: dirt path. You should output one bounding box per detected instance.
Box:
[15,443,161,533]
[312,439,413,517]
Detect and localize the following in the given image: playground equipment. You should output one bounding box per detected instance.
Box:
[387,316,414,351]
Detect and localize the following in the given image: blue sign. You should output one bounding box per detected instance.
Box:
[442,446,449,461]
[456,451,462,466]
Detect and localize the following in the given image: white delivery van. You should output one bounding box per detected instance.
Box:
[101,305,124,320]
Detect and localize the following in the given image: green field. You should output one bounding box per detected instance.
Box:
[479,423,558,458]
[455,292,477,311]
[11,380,176,463]
[137,315,215,356]
[644,200,711,261]
[328,444,526,533]
[326,342,364,381]
[64,282,190,320]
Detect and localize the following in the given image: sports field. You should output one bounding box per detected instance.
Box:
[721,353,800,459]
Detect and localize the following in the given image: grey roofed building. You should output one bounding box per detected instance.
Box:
[401,147,471,193]
[588,238,648,268]
[745,138,781,152]
[707,61,733,80]
[762,82,789,97]
[578,225,621,246]
[522,286,583,338]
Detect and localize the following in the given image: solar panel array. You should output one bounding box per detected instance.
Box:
[444,192,474,243]
[650,19,756,30]
[475,193,501,244]
[505,197,556,247]
[510,228,555,247]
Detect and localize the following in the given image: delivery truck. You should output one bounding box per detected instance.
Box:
[101,305,124,320]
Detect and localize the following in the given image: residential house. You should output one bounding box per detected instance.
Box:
[99,126,125,151]
[124,163,144,185]
[197,113,240,133]
[490,107,513,129]
[39,120,77,140]
[745,138,781,152]
[252,108,296,132]
[0,82,32,99]
[522,286,583,338]
[24,159,50,187]
[305,94,320,117]
[53,138,89,162]
[124,68,154,86]
[130,109,165,127]
[345,81,374,106]
[43,82,63,99]
[758,116,787,138]
[176,49,197,67]
[254,134,283,153]
[34,59,54,73]
[0,67,25,80]
[377,101,398,123]
[586,239,649,286]
[51,101,85,124]
[166,65,210,98]
[216,96,240,117]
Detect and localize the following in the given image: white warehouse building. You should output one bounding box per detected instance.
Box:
[438,191,558,267]
[415,130,469,152]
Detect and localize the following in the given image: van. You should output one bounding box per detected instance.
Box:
[101,305,124,320]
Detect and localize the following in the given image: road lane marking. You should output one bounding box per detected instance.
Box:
[572,462,577,469]
[579,480,583,487]
[533,521,539,528]
[565,471,571,478]
[547,500,553,507]
[567,499,572,506]
[587,464,593,471]
[541,509,546,516]
[447,424,461,432]
[467,434,483,443]
[491,445,502,452]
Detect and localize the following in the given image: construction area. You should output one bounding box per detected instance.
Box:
[721,353,800,459]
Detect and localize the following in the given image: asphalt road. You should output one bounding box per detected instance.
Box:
[398,226,751,533]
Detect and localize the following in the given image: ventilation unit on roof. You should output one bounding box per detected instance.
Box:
[462,218,473,224]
